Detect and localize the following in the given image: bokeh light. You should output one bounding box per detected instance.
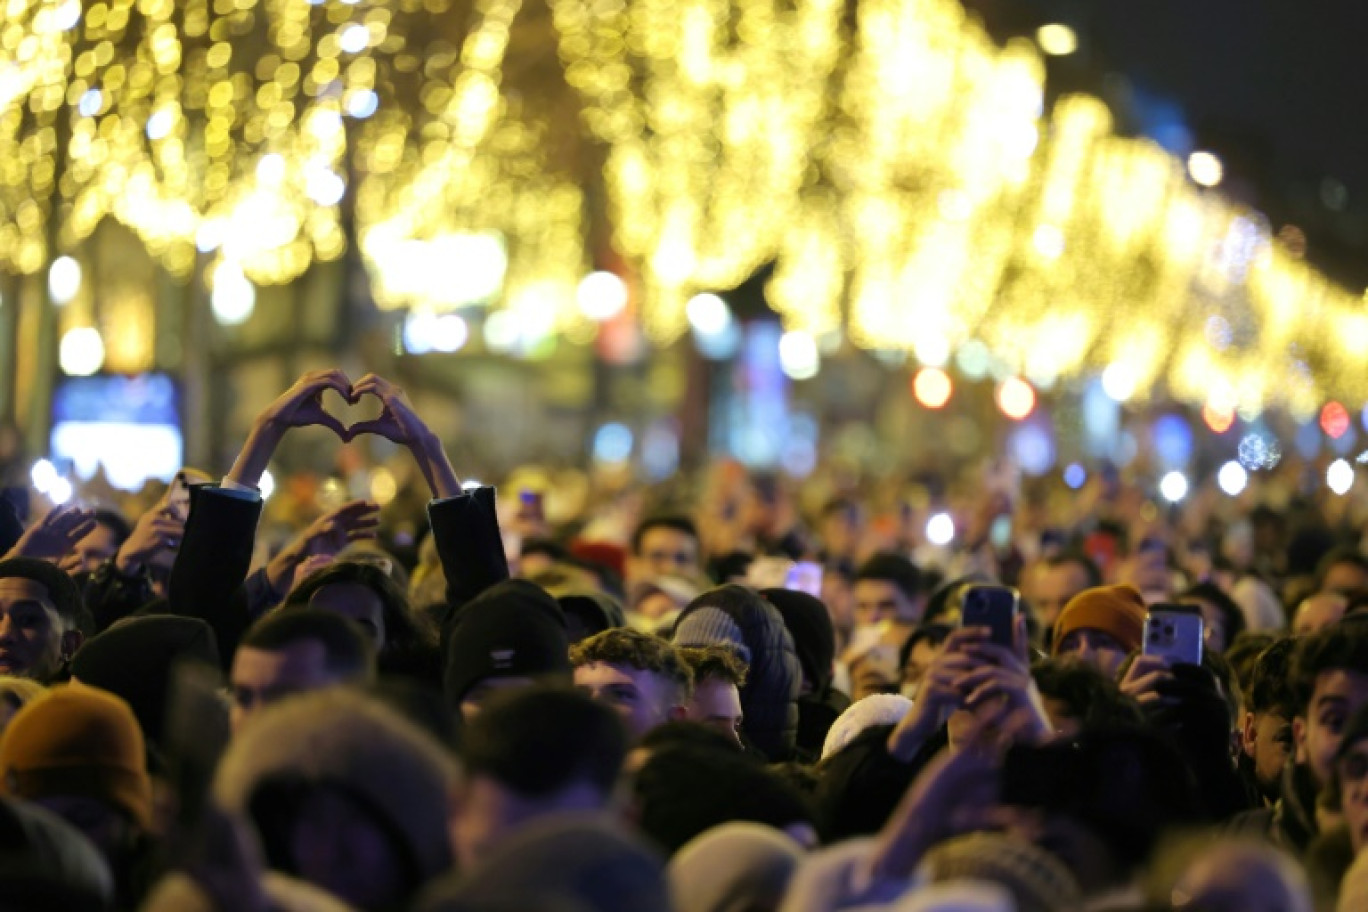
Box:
[996,377,1036,421]
[912,368,953,409]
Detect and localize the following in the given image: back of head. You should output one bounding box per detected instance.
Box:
[633,744,815,855]
[444,580,570,708]
[0,795,114,912]
[0,684,152,831]
[762,588,836,694]
[674,585,801,761]
[421,814,669,912]
[925,832,1082,912]
[1001,726,1201,872]
[1031,659,1144,730]
[463,686,627,799]
[215,688,459,886]
[558,593,626,644]
[70,615,219,747]
[668,822,803,912]
[854,553,920,602]
[242,609,376,683]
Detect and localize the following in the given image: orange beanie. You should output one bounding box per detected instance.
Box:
[0,685,151,830]
[1051,584,1147,656]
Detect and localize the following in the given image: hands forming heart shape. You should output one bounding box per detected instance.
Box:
[268,370,426,446]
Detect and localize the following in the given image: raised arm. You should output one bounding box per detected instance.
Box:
[345,374,509,616]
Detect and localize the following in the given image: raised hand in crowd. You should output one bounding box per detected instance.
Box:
[264,499,381,596]
[104,505,185,578]
[346,373,462,499]
[2,502,97,562]
[226,368,354,490]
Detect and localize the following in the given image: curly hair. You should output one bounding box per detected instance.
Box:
[678,645,748,688]
[571,628,694,699]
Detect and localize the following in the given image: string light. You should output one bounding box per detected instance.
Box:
[0,0,1361,413]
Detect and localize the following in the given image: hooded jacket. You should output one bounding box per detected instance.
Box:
[673,585,801,762]
[763,588,851,760]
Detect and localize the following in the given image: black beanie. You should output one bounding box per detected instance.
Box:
[557,592,626,644]
[70,615,220,747]
[444,580,571,707]
[762,588,836,693]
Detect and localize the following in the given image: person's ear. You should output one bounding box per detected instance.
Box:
[1241,711,1258,758]
[1293,715,1309,763]
[60,629,84,663]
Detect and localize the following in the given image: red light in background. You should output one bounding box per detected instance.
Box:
[1321,401,1350,439]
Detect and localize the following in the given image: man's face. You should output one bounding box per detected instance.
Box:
[1243,711,1293,800]
[1322,561,1368,597]
[1294,594,1347,636]
[853,579,919,627]
[1055,628,1128,679]
[1183,597,1231,655]
[69,523,122,576]
[630,527,700,582]
[687,678,744,746]
[574,661,680,739]
[309,582,387,650]
[820,574,854,636]
[1032,563,1091,635]
[0,578,73,682]
[1337,740,1368,853]
[1295,669,1368,787]
[229,641,336,734]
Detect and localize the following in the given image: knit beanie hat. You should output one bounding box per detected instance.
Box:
[444,580,571,706]
[1051,584,1146,656]
[674,607,750,663]
[558,592,626,644]
[0,684,152,829]
[0,795,114,912]
[70,615,220,747]
[924,832,1082,912]
[214,688,459,885]
[821,694,912,760]
[763,588,836,694]
[419,813,670,912]
[669,822,803,912]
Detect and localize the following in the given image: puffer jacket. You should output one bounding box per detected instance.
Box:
[673,584,802,761]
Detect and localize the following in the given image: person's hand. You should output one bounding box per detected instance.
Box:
[871,738,1001,879]
[290,554,335,592]
[113,507,186,575]
[345,374,431,447]
[887,627,986,761]
[265,500,379,594]
[346,374,463,499]
[4,503,97,562]
[1120,653,1176,707]
[953,632,1052,743]
[255,369,352,440]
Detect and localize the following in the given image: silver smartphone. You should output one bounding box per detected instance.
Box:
[1143,603,1204,667]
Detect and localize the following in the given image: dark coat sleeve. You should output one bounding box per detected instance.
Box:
[165,484,262,666]
[427,487,510,627]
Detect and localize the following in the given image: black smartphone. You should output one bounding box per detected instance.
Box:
[960,584,1019,649]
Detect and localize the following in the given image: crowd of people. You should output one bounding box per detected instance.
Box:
[1,368,1368,910]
